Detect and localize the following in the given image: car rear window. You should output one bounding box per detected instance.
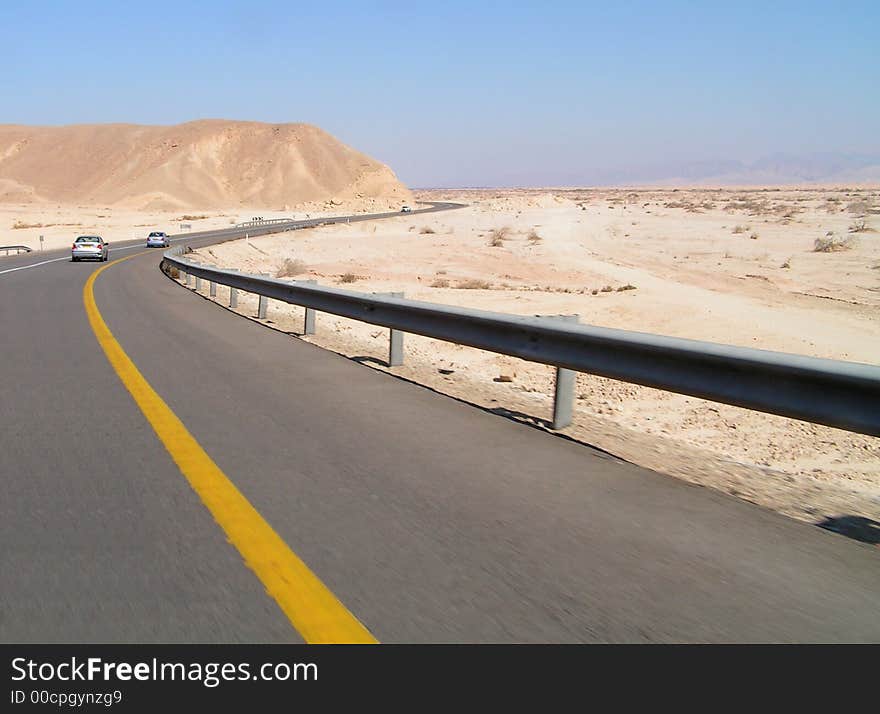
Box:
[75,236,100,242]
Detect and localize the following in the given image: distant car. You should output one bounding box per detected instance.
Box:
[147,231,170,248]
[71,235,109,262]
[400,205,412,213]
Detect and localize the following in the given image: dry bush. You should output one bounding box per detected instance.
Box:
[420,226,436,234]
[732,225,749,234]
[724,199,765,213]
[813,234,856,252]
[749,232,759,240]
[178,214,210,221]
[487,227,510,247]
[455,278,491,290]
[163,264,180,279]
[847,201,869,216]
[780,257,792,269]
[276,258,308,278]
[849,219,868,233]
[339,272,359,283]
[12,220,43,229]
[600,285,614,293]
[616,284,637,291]
[430,278,450,288]
[526,229,542,244]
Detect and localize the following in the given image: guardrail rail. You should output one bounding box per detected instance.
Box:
[161,211,880,437]
[1,245,33,256]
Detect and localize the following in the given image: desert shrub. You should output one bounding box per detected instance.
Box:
[616,284,637,291]
[12,220,42,229]
[849,219,868,233]
[455,278,491,289]
[846,201,869,216]
[732,225,749,234]
[276,258,308,278]
[600,285,614,293]
[749,232,759,240]
[430,278,450,288]
[339,272,359,283]
[780,257,792,269]
[163,264,180,279]
[813,234,856,252]
[179,214,210,221]
[526,229,542,244]
[487,227,510,247]
[420,226,436,234]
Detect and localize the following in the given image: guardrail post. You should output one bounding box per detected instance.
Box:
[258,294,268,319]
[374,292,405,366]
[195,276,202,291]
[184,270,191,286]
[300,280,317,335]
[544,314,579,429]
[209,281,217,297]
[229,287,238,308]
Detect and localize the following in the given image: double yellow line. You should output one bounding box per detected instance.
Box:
[84,255,377,644]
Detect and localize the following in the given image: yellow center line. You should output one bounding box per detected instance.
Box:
[83,253,378,644]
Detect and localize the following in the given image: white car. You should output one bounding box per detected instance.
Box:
[400,205,412,213]
[147,231,170,248]
[71,235,109,262]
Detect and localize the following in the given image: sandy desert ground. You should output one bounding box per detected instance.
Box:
[175,186,880,532]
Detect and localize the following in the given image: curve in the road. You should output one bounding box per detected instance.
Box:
[2,200,879,644]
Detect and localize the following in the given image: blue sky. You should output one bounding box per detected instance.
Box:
[2,1,878,186]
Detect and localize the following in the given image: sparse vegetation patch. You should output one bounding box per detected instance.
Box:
[487,227,510,247]
[455,278,491,290]
[276,258,308,278]
[813,234,856,252]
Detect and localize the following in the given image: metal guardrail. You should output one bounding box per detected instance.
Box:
[235,218,296,229]
[161,229,880,437]
[1,245,33,255]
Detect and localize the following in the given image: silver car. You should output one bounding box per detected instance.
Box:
[146,231,170,248]
[71,235,109,262]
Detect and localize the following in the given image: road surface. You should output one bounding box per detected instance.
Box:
[1,204,878,643]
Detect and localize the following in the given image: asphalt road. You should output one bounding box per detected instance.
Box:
[1,204,878,643]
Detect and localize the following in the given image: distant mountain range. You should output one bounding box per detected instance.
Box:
[592,153,880,187]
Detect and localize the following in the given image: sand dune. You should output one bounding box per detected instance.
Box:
[0,120,411,210]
